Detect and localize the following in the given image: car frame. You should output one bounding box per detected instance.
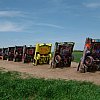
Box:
[7,47,15,61]
[77,38,100,72]
[2,48,8,60]
[0,48,3,59]
[51,42,75,68]
[33,43,52,65]
[13,46,23,62]
[22,45,35,63]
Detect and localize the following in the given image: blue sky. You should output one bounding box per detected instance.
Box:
[0,0,100,50]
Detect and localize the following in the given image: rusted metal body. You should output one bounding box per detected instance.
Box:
[13,46,23,62]
[7,47,15,61]
[51,42,75,68]
[22,45,35,63]
[77,38,100,72]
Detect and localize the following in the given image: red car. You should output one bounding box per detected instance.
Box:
[7,47,15,61]
[22,45,35,63]
[13,46,23,62]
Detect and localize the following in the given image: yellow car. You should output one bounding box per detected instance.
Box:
[33,43,52,65]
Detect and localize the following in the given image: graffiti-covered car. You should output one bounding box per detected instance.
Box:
[51,42,75,68]
[33,43,52,65]
[23,45,35,63]
[77,38,100,72]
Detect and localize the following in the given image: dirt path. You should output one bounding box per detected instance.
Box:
[0,60,100,85]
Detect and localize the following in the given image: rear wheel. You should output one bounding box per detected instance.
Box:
[55,55,61,64]
[85,56,93,67]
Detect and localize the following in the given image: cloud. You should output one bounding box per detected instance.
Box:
[0,21,64,32]
[0,22,24,32]
[0,10,26,17]
[35,23,64,29]
[83,3,100,8]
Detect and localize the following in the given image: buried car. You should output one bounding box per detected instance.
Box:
[7,47,15,61]
[0,48,3,59]
[22,45,35,63]
[33,43,52,65]
[2,48,8,60]
[77,38,100,73]
[51,42,75,68]
[13,46,23,62]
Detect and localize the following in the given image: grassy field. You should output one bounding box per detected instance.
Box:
[73,51,83,63]
[0,71,100,100]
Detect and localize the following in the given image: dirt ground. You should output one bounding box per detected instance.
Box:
[0,60,100,85]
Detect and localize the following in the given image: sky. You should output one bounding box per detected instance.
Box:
[0,0,100,50]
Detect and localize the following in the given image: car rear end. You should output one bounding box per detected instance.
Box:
[51,42,75,68]
[2,48,8,60]
[14,46,23,62]
[77,38,100,72]
[0,48,3,59]
[89,39,100,67]
[7,47,15,61]
[33,43,52,65]
[23,45,35,63]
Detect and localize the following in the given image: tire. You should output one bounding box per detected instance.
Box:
[55,55,61,63]
[85,56,93,67]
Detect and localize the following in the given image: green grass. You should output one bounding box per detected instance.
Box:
[73,51,83,62]
[0,71,100,100]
